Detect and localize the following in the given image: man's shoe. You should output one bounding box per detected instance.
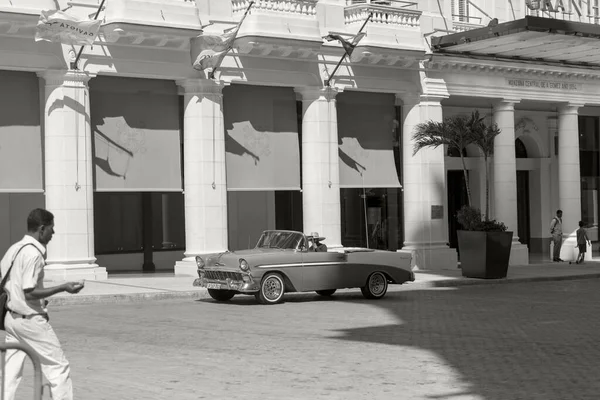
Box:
[557,258,564,262]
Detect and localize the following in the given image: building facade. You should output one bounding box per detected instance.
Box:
[0,0,598,279]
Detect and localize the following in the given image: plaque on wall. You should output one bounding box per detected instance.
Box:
[431,205,444,220]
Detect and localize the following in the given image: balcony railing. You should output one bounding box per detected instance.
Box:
[232,0,317,17]
[345,0,420,27]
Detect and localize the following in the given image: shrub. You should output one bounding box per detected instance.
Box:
[456,205,507,232]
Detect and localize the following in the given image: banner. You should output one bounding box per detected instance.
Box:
[35,10,101,46]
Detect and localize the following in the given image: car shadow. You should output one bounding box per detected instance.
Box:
[194,288,411,306]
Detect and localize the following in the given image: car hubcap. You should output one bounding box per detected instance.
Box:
[369,274,385,296]
[263,277,283,301]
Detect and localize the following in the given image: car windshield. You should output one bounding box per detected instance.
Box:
[256,231,304,250]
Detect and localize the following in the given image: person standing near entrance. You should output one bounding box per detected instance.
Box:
[550,209,563,262]
[572,220,591,265]
[1,208,85,400]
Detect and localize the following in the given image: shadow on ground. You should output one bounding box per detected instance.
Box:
[323,280,600,400]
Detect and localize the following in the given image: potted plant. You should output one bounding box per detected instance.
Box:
[413,111,513,279]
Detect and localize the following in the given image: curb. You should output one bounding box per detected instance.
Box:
[46,273,600,306]
[49,290,210,306]
[412,272,600,288]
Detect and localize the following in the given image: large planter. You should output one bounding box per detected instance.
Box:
[457,230,513,279]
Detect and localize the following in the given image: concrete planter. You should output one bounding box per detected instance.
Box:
[457,230,513,279]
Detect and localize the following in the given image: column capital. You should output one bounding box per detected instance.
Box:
[37,70,95,88]
[294,86,341,102]
[493,99,520,112]
[558,102,584,115]
[395,93,447,106]
[176,79,227,95]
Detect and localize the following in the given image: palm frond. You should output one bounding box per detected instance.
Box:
[412,117,473,156]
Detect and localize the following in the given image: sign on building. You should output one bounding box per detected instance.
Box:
[525,0,597,18]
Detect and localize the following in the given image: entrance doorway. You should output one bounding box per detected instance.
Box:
[516,171,531,245]
[447,170,469,250]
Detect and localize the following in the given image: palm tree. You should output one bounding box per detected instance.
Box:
[412,114,474,206]
[466,110,501,220]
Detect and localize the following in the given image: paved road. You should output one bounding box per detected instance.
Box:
[6,279,600,400]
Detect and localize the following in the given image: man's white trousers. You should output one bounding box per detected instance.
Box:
[3,312,73,400]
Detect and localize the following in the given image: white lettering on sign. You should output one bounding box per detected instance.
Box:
[525,0,590,17]
[507,78,580,91]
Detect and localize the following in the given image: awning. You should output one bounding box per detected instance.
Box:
[337,91,401,189]
[90,76,182,192]
[223,85,300,191]
[431,16,600,67]
[0,71,43,192]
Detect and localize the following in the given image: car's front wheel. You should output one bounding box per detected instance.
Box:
[207,289,236,302]
[361,272,388,300]
[316,289,336,296]
[255,273,285,305]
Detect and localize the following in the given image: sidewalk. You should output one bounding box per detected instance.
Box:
[46,260,600,306]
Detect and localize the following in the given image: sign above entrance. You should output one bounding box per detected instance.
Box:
[526,0,595,19]
[507,78,581,91]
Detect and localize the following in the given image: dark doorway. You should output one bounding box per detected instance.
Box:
[447,170,469,249]
[275,191,303,232]
[516,171,531,246]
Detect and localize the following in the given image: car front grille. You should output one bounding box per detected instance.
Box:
[204,270,244,281]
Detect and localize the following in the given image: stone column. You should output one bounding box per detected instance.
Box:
[558,103,583,235]
[400,94,457,270]
[174,79,228,276]
[295,87,342,248]
[39,70,107,281]
[493,100,528,265]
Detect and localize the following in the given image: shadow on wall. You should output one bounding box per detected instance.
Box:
[339,148,366,175]
[226,129,260,164]
[93,128,134,179]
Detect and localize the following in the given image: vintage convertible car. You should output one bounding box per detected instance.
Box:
[192,230,414,305]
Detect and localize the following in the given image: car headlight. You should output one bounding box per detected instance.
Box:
[239,258,249,272]
[195,256,205,269]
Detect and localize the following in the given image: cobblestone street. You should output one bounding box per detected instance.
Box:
[6,279,600,400]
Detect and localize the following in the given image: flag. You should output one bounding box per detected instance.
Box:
[323,32,366,62]
[190,2,254,74]
[35,10,101,46]
[190,29,239,72]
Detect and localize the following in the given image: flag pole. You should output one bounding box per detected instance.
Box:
[208,0,254,80]
[70,0,106,70]
[325,13,372,87]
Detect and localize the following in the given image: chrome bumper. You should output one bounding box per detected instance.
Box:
[193,277,259,293]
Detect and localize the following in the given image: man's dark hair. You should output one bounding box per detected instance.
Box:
[579,221,585,227]
[27,208,54,232]
[557,209,563,214]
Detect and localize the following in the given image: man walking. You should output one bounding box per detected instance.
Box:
[550,209,563,262]
[1,208,85,400]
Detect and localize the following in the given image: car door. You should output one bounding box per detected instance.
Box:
[301,250,347,291]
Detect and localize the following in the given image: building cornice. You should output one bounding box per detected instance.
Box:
[425,55,600,81]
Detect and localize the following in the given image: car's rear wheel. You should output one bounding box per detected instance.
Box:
[207,289,236,302]
[255,273,285,305]
[361,272,388,300]
[316,289,336,296]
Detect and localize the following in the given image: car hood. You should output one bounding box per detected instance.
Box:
[205,248,293,268]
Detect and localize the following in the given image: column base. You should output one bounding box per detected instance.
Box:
[509,242,530,266]
[398,245,458,271]
[175,258,198,277]
[44,264,108,281]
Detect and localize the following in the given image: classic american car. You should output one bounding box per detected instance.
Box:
[193,230,414,305]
